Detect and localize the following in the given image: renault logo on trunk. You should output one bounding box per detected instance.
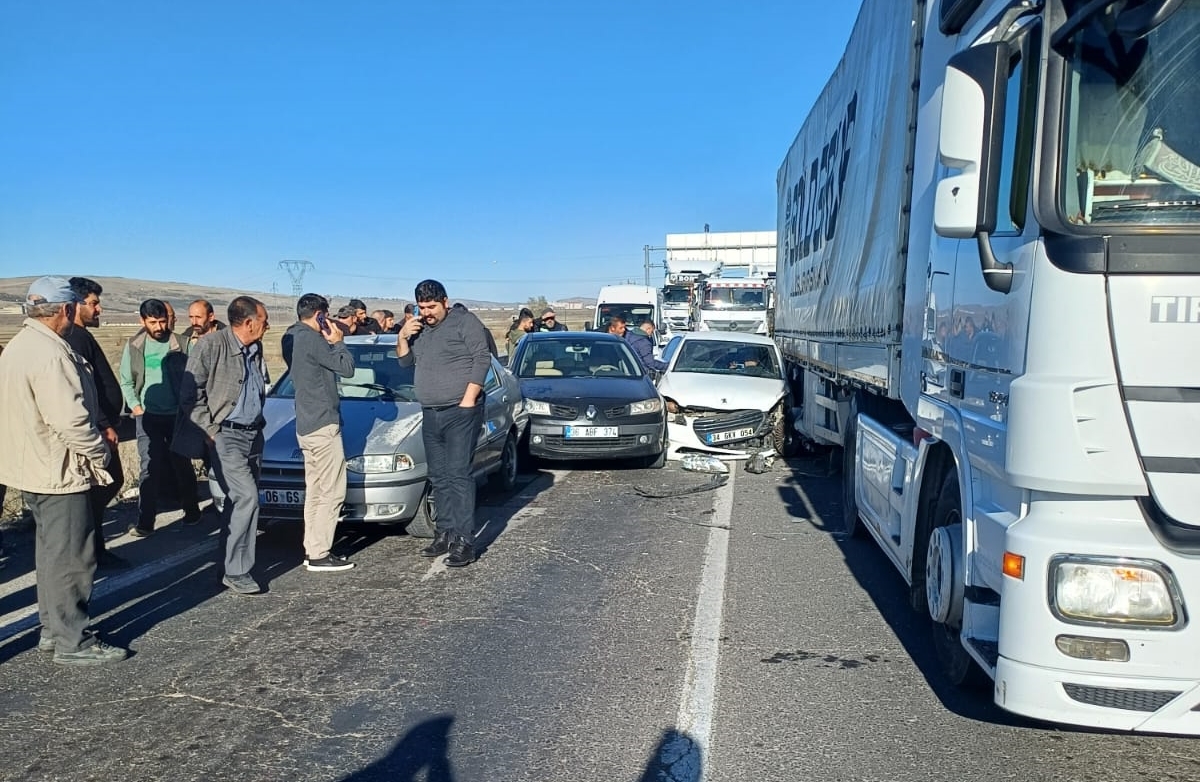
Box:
[586,405,597,420]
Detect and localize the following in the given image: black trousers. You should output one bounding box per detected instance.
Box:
[89,444,123,555]
[136,412,199,530]
[422,404,483,539]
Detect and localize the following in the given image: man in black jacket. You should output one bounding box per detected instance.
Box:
[65,277,129,570]
[396,280,491,567]
[282,294,356,572]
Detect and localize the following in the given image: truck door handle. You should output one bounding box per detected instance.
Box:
[949,369,965,399]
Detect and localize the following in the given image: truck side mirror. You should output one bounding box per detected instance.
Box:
[934,41,1010,239]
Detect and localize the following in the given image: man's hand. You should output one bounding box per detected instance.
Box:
[102,426,119,449]
[131,405,144,417]
[399,317,423,340]
[323,324,344,345]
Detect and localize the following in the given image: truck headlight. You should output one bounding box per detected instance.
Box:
[346,454,415,474]
[629,398,663,414]
[525,399,551,415]
[1050,556,1182,628]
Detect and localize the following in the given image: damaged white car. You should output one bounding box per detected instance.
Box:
[655,332,790,460]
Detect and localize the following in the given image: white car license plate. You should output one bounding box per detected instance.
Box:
[564,426,619,438]
[260,488,305,505]
[706,427,755,444]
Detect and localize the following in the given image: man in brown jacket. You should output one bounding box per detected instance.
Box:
[0,277,127,665]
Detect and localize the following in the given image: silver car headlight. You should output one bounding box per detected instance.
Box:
[1050,556,1182,628]
[346,454,415,474]
[629,398,662,414]
[525,399,552,415]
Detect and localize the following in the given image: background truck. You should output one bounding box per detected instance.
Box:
[661,259,722,335]
[775,0,1200,735]
[694,276,769,334]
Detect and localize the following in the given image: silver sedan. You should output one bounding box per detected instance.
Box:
[258,334,527,536]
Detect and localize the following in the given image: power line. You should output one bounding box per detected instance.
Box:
[278,259,314,299]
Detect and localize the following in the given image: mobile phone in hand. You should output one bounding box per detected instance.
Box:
[317,312,331,334]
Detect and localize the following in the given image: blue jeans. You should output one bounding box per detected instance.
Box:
[422,404,483,540]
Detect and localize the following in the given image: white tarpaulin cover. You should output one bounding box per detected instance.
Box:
[775,0,920,352]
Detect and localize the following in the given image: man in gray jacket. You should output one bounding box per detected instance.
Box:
[396,279,491,567]
[0,277,127,664]
[282,294,356,572]
[174,296,270,594]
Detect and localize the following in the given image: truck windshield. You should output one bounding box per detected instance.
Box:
[701,288,765,310]
[1060,1,1200,227]
[663,286,691,305]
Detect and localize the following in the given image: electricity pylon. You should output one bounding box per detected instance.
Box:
[278,260,314,299]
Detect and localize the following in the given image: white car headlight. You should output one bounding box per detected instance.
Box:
[346,454,415,474]
[629,398,663,414]
[525,399,552,415]
[1051,556,1180,627]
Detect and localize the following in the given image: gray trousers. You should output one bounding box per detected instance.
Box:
[24,490,96,653]
[209,428,263,577]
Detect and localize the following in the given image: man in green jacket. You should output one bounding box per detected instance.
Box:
[119,298,200,536]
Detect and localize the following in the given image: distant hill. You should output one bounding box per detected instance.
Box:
[0,275,593,323]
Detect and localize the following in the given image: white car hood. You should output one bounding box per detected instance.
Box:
[658,372,784,411]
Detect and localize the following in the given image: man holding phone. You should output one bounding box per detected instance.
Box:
[282,294,357,571]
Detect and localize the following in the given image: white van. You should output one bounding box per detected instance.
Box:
[593,285,665,345]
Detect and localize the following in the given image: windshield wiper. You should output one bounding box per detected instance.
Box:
[340,382,398,398]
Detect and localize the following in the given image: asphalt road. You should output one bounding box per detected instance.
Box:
[0,456,1196,782]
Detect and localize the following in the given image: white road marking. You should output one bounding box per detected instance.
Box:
[0,537,219,645]
[668,468,735,781]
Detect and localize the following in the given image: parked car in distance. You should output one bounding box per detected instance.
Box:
[508,331,667,468]
[258,334,528,537]
[655,332,789,460]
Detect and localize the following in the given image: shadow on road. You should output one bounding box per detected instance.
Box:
[775,451,1022,729]
[340,715,456,782]
[637,728,703,782]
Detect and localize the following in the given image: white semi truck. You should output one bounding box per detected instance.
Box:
[775,0,1200,734]
[662,259,722,334]
[694,276,770,334]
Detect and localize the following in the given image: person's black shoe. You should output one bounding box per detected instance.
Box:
[419,531,451,558]
[305,554,356,572]
[96,550,131,571]
[445,537,475,568]
[181,509,203,526]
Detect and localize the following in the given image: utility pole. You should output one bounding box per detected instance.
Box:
[278,260,314,299]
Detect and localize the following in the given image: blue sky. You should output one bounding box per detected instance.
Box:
[0,1,861,303]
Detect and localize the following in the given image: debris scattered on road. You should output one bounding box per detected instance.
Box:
[633,474,729,499]
[679,454,730,474]
[743,449,776,474]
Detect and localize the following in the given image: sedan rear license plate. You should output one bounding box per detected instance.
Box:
[706,427,756,444]
[564,426,619,438]
[260,489,305,505]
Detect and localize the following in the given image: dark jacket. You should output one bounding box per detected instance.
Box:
[624,331,666,372]
[172,327,269,458]
[281,322,354,437]
[63,324,123,430]
[397,306,491,408]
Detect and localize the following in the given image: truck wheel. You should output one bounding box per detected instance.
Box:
[405,486,437,539]
[924,470,985,687]
[840,397,864,538]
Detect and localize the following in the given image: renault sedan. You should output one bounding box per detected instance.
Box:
[508,332,666,467]
[258,334,527,536]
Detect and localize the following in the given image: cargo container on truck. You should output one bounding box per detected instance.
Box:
[775,0,1200,734]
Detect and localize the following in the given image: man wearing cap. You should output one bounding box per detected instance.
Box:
[536,308,568,332]
[0,277,128,665]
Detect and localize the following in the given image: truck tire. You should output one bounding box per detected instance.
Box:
[840,396,865,538]
[924,470,985,688]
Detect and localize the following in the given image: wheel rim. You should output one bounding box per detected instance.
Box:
[502,435,517,485]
